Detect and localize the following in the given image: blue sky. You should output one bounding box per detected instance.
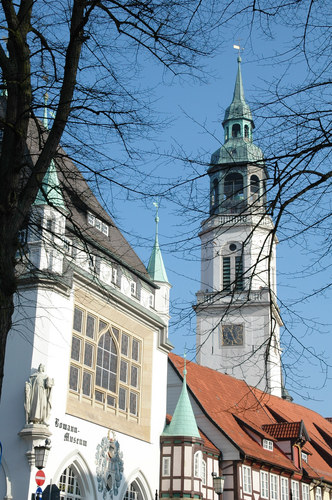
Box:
[100,41,332,417]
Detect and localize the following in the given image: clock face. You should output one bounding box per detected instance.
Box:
[222,325,244,346]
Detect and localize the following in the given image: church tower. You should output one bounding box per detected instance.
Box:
[195,56,283,397]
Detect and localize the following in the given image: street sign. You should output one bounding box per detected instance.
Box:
[36,470,46,486]
[36,486,43,499]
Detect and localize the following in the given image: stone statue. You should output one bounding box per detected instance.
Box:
[25,364,54,425]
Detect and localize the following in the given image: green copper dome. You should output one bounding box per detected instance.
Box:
[34,160,66,209]
[162,361,200,438]
[211,55,264,166]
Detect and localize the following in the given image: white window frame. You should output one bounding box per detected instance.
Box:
[130,281,136,296]
[270,474,279,500]
[263,439,274,451]
[112,267,118,284]
[242,465,252,494]
[315,487,322,500]
[162,456,171,476]
[280,477,289,500]
[201,460,207,485]
[261,470,269,499]
[194,451,202,478]
[87,212,95,226]
[291,480,299,500]
[302,484,310,500]
[301,451,308,463]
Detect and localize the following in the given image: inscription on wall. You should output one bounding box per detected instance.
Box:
[55,418,88,447]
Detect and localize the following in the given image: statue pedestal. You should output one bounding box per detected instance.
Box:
[18,424,52,468]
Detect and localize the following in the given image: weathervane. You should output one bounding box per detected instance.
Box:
[233,41,244,57]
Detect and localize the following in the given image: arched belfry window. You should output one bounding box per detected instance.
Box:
[232,123,241,138]
[224,173,244,201]
[250,175,260,195]
[211,179,219,213]
[244,124,249,139]
[225,126,229,141]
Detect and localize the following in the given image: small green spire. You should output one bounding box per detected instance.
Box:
[162,354,200,438]
[147,202,169,283]
[34,160,66,209]
[223,55,253,125]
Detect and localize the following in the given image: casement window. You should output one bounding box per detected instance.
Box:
[148,294,154,308]
[315,487,322,500]
[194,451,203,478]
[221,324,244,346]
[130,281,137,296]
[260,471,269,499]
[263,439,274,451]
[201,460,207,485]
[162,457,171,476]
[270,474,279,500]
[69,306,141,417]
[281,477,289,500]
[112,267,118,285]
[87,211,109,236]
[302,484,310,500]
[301,452,308,463]
[291,481,299,500]
[242,466,252,494]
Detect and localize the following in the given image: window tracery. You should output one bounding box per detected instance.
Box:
[69,306,141,417]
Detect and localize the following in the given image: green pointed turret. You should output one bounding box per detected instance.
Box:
[147,204,169,283]
[211,55,263,166]
[162,358,200,438]
[34,160,66,209]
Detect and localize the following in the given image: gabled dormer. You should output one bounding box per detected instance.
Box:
[262,421,310,468]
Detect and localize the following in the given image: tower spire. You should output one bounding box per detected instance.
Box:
[162,353,200,438]
[147,202,169,283]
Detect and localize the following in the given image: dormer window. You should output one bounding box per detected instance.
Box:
[263,439,273,451]
[87,212,109,236]
[301,451,308,463]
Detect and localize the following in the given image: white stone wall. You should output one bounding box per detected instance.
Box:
[0,275,169,500]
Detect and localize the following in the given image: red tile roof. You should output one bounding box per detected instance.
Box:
[262,421,308,440]
[169,353,332,484]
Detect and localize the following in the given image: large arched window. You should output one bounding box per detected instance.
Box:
[69,307,141,418]
[96,333,118,394]
[58,466,83,499]
[224,173,244,200]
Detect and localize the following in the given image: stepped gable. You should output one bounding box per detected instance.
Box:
[25,118,151,281]
[169,353,332,482]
